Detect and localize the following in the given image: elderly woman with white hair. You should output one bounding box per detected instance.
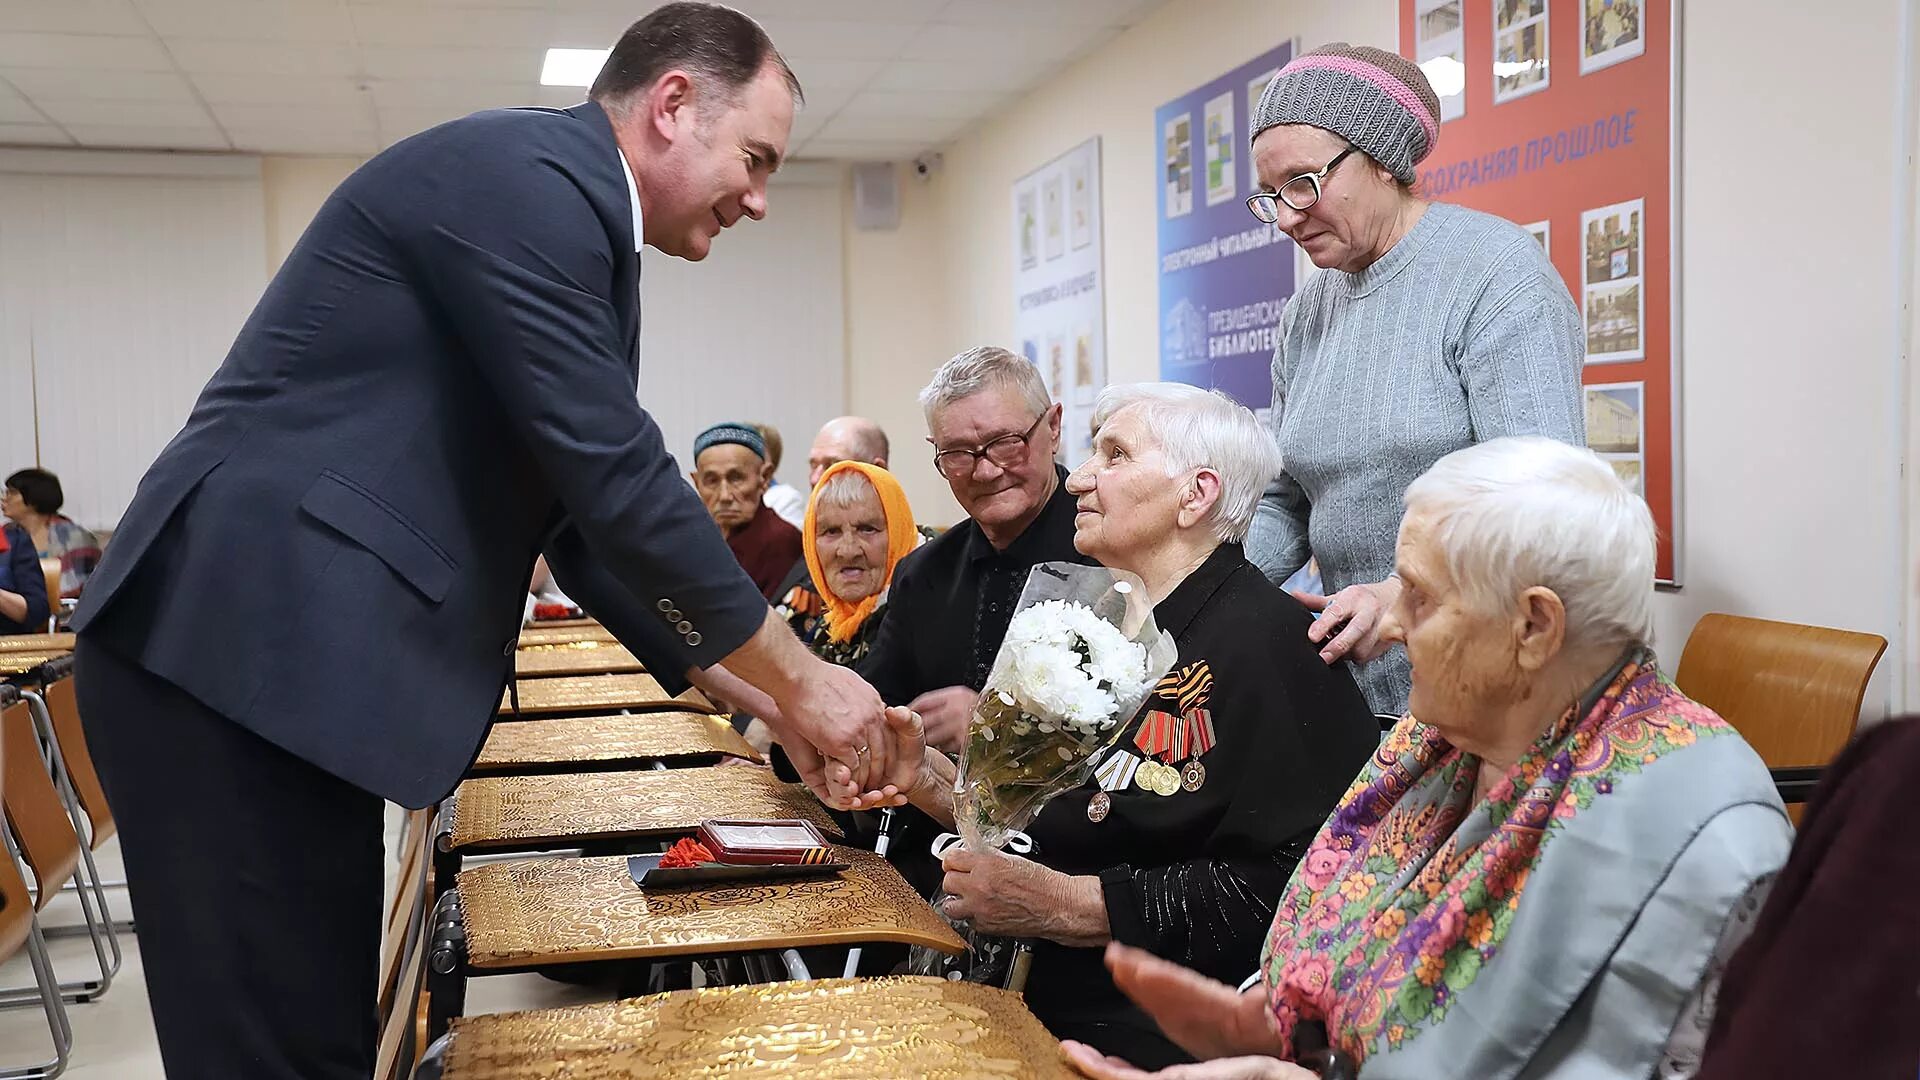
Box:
[889,382,1380,1068]
[1064,436,1792,1080]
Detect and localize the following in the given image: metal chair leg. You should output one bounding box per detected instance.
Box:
[21,691,121,988]
[0,827,71,1079]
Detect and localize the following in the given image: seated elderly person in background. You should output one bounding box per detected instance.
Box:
[884,383,1379,1068]
[774,461,919,665]
[752,422,808,529]
[0,511,50,634]
[4,468,102,598]
[806,415,891,486]
[690,422,801,599]
[1064,436,1793,1080]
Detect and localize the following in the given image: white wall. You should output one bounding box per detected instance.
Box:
[262,155,362,272]
[844,0,1916,715]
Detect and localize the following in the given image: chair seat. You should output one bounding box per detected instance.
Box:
[512,641,645,678]
[0,634,73,654]
[499,674,715,717]
[443,766,840,854]
[439,976,1072,1078]
[517,625,618,648]
[456,846,965,971]
[470,712,761,774]
[0,653,63,678]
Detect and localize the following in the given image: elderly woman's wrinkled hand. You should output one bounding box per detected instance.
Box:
[823,705,923,810]
[1295,575,1402,665]
[940,845,1107,946]
[1061,1042,1317,1080]
[1102,943,1289,1062]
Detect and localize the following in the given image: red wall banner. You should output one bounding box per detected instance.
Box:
[1399,0,1678,582]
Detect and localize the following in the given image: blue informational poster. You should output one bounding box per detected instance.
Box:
[1155,42,1297,413]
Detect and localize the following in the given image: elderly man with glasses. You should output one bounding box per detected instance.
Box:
[1240,43,1586,719]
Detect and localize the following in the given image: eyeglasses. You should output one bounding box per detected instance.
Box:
[1246,145,1358,222]
[930,412,1046,479]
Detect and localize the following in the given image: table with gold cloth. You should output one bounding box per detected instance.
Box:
[439,766,840,857]
[469,711,760,775]
[0,652,64,678]
[436,977,1072,1079]
[517,624,618,648]
[498,673,716,717]
[511,639,645,678]
[0,633,73,653]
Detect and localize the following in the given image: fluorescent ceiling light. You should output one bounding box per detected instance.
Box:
[541,48,609,87]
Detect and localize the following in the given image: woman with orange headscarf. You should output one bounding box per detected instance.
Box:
[774,460,920,667]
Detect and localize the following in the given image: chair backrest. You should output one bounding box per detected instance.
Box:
[38,677,113,849]
[0,819,33,965]
[1,698,82,908]
[376,806,434,1080]
[1674,613,1889,769]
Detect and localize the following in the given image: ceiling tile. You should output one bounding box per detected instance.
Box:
[0,90,46,124]
[190,72,368,105]
[167,38,360,76]
[0,0,146,36]
[349,5,555,49]
[137,0,355,42]
[357,44,545,82]
[65,123,232,150]
[376,102,491,138]
[816,113,967,144]
[367,80,533,109]
[867,59,1042,94]
[532,85,586,109]
[903,22,1115,66]
[1,67,197,102]
[933,0,1165,26]
[729,0,945,21]
[0,122,75,146]
[33,97,214,128]
[225,126,379,155]
[543,10,633,49]
[0,33,174,71]
[754,19,921,59]
[783,58,883,93]
[211,100,374,134]
[835,88,1010,120]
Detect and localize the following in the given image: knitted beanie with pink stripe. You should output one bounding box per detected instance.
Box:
[1251,43,1442,184]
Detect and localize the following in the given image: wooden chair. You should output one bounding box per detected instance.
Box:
[0,693,116,1006]
[0,686,71,1079]
[433,767,841,891]
[498,673,717,718]
[467,712,761,776]
[1674,613,1888,814]
[424,845,966,1041]
[37,560,57,631]
[426,976,1072,1079]
[516,625,617,649]
[511,641,645,679]
[377,807,435,1080]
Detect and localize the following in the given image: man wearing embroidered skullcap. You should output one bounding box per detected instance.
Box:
[1242,42,1586,719]
[693,421,803,598]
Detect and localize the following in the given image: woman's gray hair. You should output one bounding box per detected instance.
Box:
[918,346,1052,423]
[812,468,880,516]
[1403,436,1655,649]
[1091,382,1282,544]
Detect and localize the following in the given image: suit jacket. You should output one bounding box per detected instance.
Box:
[73,102,767,807]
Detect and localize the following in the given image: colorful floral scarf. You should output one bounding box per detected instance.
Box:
[1260,651,1731,1064]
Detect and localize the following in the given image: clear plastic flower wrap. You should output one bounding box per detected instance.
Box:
[912,561,1177,983]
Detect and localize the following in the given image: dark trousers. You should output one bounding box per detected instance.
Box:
[75,637,385,1079]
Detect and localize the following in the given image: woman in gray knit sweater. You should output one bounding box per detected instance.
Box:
[1242,43,1586,717]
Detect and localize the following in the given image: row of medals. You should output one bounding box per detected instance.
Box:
[1088,758,1205,822]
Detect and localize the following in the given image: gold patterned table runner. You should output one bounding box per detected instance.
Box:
[457,846,965,970]
[472,711,760,773]
[517,624,618,648]
[446,766,840,852]
[441,976,1072,1078]
[499,673,711,716]
[0,653,62,677]
[0,633,73,653]
[512,640,645,677]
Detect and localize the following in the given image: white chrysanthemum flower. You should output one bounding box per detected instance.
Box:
[996,598,1152,732]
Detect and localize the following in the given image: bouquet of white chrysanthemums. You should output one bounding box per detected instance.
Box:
[954,563,1177,852]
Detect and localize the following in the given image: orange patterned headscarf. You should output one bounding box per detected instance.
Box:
[802,461,917,642]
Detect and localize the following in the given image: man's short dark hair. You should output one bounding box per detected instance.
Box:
[5,468,62,516]
[590,2,803,114]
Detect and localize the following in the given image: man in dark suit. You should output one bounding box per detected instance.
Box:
[69,5,911,1076]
